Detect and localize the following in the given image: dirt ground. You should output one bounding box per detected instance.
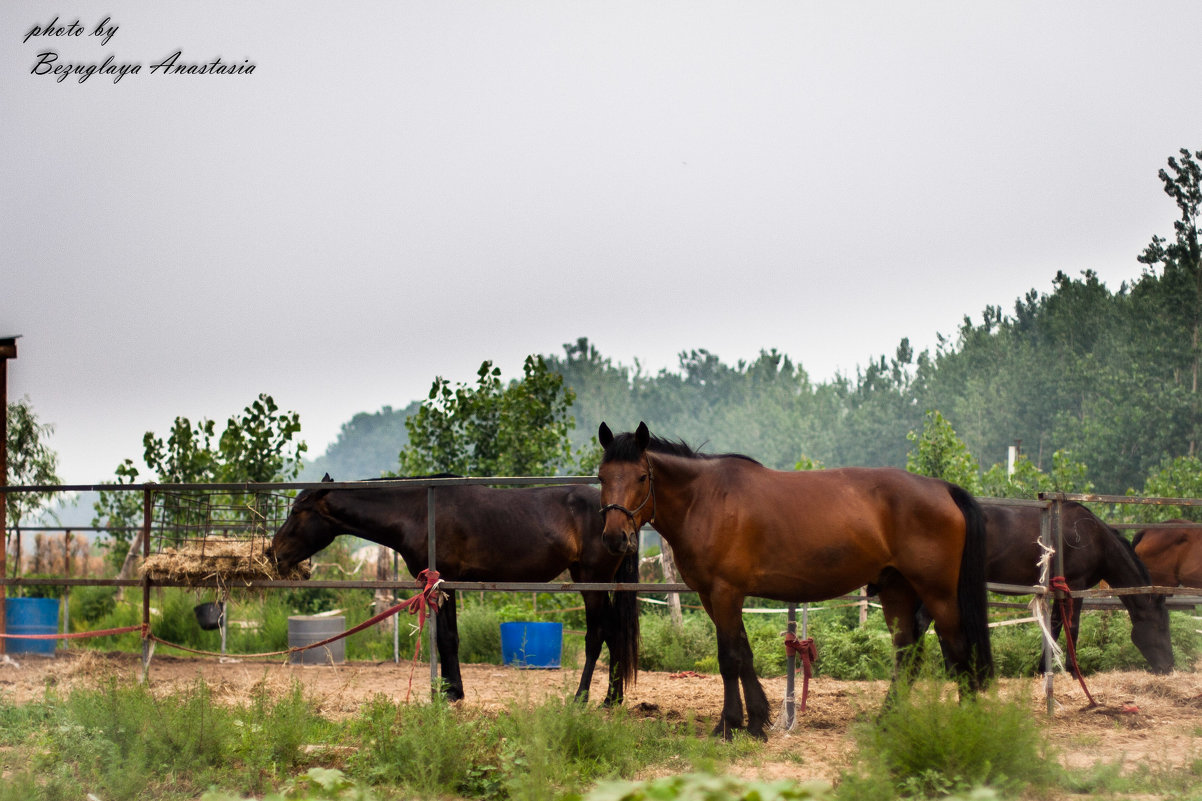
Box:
[3,648,1202,790]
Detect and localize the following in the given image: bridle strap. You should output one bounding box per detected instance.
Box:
[599,462,656,526]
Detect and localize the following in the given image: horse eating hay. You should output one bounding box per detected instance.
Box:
[914,501,1173,674]
[269,475,640,704]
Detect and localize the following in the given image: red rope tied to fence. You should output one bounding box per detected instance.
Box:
[145,572,443,667]
[784,631,818,712]
[397,569,444,659]
[1049,576,1097,708]
[399,569,444,702]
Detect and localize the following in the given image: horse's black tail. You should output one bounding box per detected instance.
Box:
[612,550,641,687]
[949,484,994,688]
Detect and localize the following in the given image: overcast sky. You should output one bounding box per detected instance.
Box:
[3,1,1200,485]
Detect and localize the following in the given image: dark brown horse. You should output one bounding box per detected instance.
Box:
[597,422,993,740]
[269,475,639,704]
[1133,520,1202,589]
[917,502,1173,673]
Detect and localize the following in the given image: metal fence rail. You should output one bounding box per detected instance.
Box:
[3,479,1201,715]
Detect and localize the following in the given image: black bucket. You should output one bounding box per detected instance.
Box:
[193,602,225,631]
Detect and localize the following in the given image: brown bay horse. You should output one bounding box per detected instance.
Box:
[1133,520,1202,589]
[916,502,1173,673]
[270,475,639,704]
[597,422,993,740]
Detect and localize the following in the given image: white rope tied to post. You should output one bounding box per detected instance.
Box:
[1030,537,1065,672]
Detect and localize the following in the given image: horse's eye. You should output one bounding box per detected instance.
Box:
[637,475,647,484]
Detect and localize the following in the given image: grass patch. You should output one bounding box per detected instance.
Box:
[837,679,1060,800]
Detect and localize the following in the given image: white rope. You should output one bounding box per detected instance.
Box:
[776,695,797,732]
[1031,538,1065,672]
[636,596,881,614]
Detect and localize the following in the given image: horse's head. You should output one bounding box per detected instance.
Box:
[596,422,654,556]
[1125,591,1175,674]
[269,473,340,572]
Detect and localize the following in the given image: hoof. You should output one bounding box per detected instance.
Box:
[710,720,740,741]
[601,691,624,708]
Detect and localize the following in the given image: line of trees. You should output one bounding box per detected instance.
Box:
[7,149,1201,530]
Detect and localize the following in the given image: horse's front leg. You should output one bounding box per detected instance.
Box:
[435,589,464,701]
[574,590,609,703]
[704,586,766,740]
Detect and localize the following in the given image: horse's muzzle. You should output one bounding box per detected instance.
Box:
[264,543,293,572]
[601,525,639,556]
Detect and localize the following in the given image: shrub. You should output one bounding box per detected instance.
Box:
[807,616,893,681]
[68,584,118,625]
[638,612,716,673]
[348,694,483,796]
[458,602,503,664]
[843,680,1059,799]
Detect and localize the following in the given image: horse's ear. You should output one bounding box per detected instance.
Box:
[322,473,333,483]
[635,421,650,451]
[598,422,614,449]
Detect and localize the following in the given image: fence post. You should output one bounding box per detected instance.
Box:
[140,486,154,682]
[427,487,438,696]
[783,605,796,730]
[1039,500,1054,714]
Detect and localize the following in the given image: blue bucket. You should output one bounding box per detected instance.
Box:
[5,597,60,656]
[500,621,562,669]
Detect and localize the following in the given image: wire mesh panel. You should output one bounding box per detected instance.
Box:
[141,490,304,585]
[150,490,291,551]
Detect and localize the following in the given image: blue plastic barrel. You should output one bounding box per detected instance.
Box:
[4,597,60,656]
[500,621,562,669]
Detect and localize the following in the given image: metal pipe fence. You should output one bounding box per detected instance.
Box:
[3,479,1201,716]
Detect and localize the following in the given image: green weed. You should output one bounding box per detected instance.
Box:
[840,680,1059,799]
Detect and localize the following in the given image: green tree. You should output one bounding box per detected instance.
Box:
[905,410,981,493]
[5,397,61,526]
[1136,147,1202,456]
[92,394,306,562]
[398,356,579,476]
[979,450,1093,499]
[1128,456,1202,522]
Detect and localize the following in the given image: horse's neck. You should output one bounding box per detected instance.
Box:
[335,488,426,549]
[645,452,708,551]
[1096,528,1145,588]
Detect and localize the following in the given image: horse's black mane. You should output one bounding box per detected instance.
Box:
[299,473,461,499]
[602,431,761,466]
[1107,522,1153,584]
[1071,502,1153,585]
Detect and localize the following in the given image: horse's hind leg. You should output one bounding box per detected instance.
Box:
[436,589,464,701]
[876,577,925,706]
[574,590,609,703]
[914,588,982,693]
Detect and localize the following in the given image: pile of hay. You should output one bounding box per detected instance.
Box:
[140,537,310,584]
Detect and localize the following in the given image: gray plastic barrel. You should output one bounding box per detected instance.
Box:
[287,615,346,665]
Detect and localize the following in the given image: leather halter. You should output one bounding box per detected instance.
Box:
[599,461,656,526]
